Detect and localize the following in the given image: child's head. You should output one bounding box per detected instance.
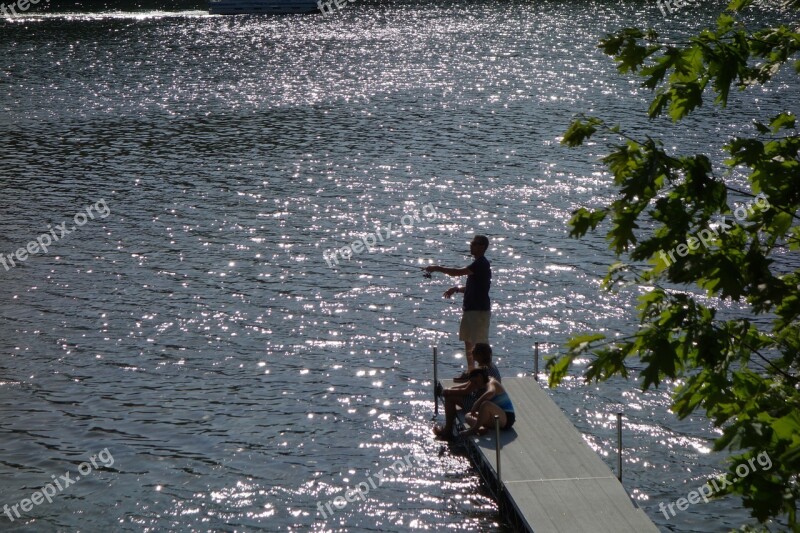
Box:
[467,367,489,386]
[473,343,493,366]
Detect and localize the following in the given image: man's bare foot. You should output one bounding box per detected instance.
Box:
[433,425,455,440]
[459,426,489,438]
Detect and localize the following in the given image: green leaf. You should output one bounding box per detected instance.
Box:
[726,0,752,11]
[753,120,770,134]
[717,13,736,33]
[569,207,607,238]
[546,353,576,387]
[769,112,796,133]
[565,333,606,350]
[771,411,800,441]
[562,118,602,147]
[668,80,705,121]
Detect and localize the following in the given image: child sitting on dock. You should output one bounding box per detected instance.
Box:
[434,343,500,440]
[460,367,515,437]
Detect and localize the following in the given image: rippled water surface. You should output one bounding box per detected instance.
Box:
[1,2,796,531]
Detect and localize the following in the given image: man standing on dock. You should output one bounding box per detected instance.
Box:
[425,235,491,382]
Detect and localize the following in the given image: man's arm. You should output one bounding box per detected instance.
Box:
[425,265,472,277]
[442,286,463,299]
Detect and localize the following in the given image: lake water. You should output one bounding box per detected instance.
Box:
[0,1,795,531]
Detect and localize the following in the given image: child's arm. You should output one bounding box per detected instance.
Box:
[469,382,497,414]
[443,380,475,397]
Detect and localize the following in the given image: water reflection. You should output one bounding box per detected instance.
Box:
[1,1,795,531]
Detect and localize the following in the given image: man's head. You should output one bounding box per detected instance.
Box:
[473,343,492,366]
[470,235,489,258]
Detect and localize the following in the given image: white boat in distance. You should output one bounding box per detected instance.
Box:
[209,0,319,14]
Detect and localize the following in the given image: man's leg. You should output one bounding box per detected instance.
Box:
[443,395,458,432]
[434,385,473,436]
[459,311,479,374]
[434,395,460,437]
[463,311,490,374]
[464,340,475,371]
[475,312,491,370]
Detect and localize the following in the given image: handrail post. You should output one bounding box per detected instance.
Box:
[534,342,539,381]
[617,412,623,482]
[433,347,439,416]
[494,415,502,496]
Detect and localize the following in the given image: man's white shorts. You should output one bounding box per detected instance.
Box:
[459,311,491,344]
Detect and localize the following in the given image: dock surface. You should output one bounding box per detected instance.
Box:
[441,377,659,533]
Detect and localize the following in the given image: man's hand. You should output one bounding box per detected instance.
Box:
[443,287,459,299]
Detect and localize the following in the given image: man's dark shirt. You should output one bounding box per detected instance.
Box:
[463,256,491,311]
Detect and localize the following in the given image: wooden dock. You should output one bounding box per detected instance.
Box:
[440,377,659,533]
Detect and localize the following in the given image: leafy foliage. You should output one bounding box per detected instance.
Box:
[554,0,800,527]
